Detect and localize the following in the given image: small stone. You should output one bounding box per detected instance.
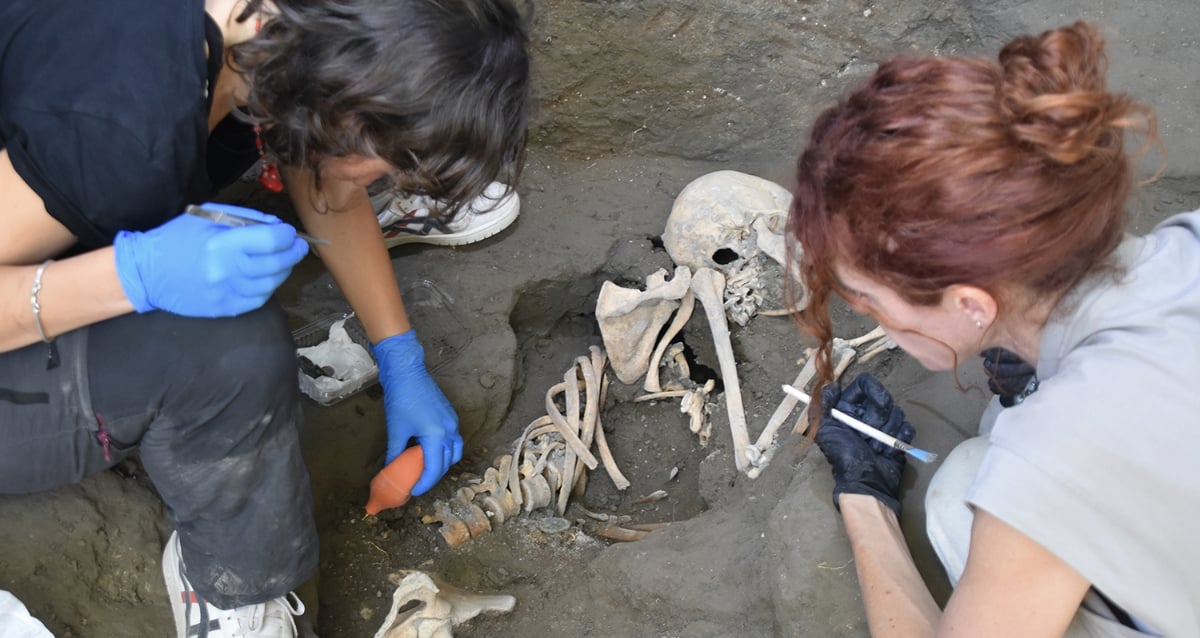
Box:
[359,607,374,621]
[479,372,498,389]
[536,517,572,534]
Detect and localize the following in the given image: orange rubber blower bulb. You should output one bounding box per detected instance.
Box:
[365,445,424,516]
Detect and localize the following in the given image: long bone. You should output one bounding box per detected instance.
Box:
[749,351,819,459]
[643,290,695,393]
[791,333,875,435]
[690,267,753,472]
[747,324,891,478]
[745,343,854,479]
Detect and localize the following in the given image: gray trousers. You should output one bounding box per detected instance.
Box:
[0,303,318,609]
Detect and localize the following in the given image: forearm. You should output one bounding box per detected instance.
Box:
[0,248,135,352]
[840,494,941,638]
[286,169,411,342]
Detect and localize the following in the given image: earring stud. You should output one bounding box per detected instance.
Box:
[975,319,983,330]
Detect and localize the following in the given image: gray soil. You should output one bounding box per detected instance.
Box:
[3,1,1199,636]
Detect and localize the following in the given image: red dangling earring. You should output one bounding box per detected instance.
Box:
[253,124,284,192]
[252,15,284,193]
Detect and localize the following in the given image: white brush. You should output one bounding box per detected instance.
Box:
[781,384,938,464]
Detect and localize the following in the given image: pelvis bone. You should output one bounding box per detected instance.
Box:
[597,266,691,384]
[374,571,516,638]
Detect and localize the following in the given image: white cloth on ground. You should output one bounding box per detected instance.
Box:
[0,590,52,638]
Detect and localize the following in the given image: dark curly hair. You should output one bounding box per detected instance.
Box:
[229,0,533,216]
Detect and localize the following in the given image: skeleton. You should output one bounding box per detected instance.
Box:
[596,267,692,384]
[374,571,515,638]
[661,171,801,326]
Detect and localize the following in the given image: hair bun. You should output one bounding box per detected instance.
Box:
[998,22,1129,164]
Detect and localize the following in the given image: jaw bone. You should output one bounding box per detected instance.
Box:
[597,266,692,385]
[374,571,516,638]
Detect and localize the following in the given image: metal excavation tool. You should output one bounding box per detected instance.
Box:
[185,204,331,247]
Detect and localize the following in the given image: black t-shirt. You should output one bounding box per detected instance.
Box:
[0,0,232,249]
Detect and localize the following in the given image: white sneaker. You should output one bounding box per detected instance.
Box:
[376,181,520,247]
[163,532,305,638]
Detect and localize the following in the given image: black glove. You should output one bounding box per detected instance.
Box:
[980,348,1038,407]
[815,373,915,514]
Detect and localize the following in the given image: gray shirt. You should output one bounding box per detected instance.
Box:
[967,210,1200,637]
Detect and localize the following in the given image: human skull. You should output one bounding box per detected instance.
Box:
[662,171,795,325]
[661,170,792,275]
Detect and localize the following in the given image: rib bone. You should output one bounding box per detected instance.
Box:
[643,290,695,393]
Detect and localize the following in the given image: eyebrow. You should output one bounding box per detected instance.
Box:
[833,274,875,304]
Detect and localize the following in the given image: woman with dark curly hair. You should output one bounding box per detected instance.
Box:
[790,22,1199,637]
[0,0,530,635]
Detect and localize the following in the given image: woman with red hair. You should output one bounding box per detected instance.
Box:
[793,22,1200,636]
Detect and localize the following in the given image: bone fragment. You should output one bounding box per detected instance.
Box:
[643,290,695,393]
[690,267,753,471]
[858,335,897,364]
[374,570,515,638]
[633,489,668,504]
[508,415,552,510]
[669,344,690,382]
[450,497,491,540]
[421,501,472,549]
[594,521,674,543]
[680,379,715,446]
[596,267,691,384]
[841,325,887,349]
[595,525,650,542]
[634,390,690,402]
[520,474,553,512]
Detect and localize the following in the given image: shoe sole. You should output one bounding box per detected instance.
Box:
[162,532,192,638]
[383,191,520,248]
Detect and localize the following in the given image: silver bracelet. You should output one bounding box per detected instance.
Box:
[30,259,54,343]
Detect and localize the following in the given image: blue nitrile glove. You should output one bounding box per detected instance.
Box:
[372,330,463,496]
[113,203,308,317]
[816,373,915,514]
[980,348,1038,407]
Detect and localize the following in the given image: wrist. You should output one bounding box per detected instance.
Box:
[372,330,425,376]
[839,493,900,522]
[834,483,901,515]
[112,231,153,313]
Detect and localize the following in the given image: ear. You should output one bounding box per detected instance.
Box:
[945,284,997,329]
